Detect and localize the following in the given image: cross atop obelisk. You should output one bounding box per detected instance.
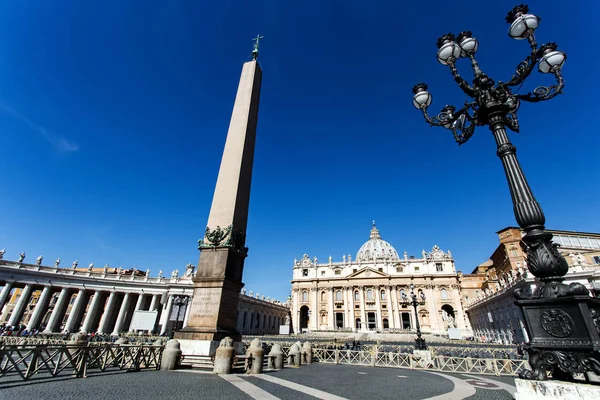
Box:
[176,39,263,347]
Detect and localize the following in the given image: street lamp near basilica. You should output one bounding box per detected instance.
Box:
[412,5,600,382]
[172,296,189,337]
[401,284,427,350]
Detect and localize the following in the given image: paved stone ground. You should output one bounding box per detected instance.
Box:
[0,364,517,400]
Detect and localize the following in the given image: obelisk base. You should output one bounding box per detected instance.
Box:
[176,339,245,357]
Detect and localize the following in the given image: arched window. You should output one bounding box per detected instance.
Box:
[367,289,373,300]
[302,291,308,302]
[321,291,326,302]
[441,288,448,299]
[354,291,359,301]
[335,290,342,301]
[380,290,386,301]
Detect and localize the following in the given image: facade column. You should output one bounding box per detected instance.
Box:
[310,288,318,331]
[7,284,33,327]
[149,294,159,311]
[345,287,352,329]
[359,286,366,331]
[390,286,399,329]
[0,282,13,313]
[81,291,103,333]
[98,292,118,334]
[64,289,87,333]
[111,293,132,335]
[386,286,394,329]
[182,297,192,328]
[159,295,174,335]
[27,286,52,331]
[328,288,334,330]
[374,285,383,330]
[128,294,145,332]
[44,288,70,333]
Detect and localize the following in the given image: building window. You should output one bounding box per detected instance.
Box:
[366,289,374,300]
[335,290,342,301]
[353,269,357,273]
[378,268,383,272]
[302,269,308,277]
[302,291,308,302]
[321,291,326,302]
[414,266,420,272]
[383,318,389,329]
[593,256,600,265]
[380,290,386,301]
[436,263,443,272]
[321,270,325,276]
[354,291,359,301]
[441,288,448,299]
[334,269,341,275]
[396,267,403,273]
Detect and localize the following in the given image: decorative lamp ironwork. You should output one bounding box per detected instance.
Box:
[411,4,600,383]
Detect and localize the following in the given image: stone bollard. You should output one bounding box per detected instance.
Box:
[246,338,264,374]
[269,344,284,370]
[67,332,87,346]
[334,348,340,364]
[160,340,182,370]
[288,343,301,367]
[115,337,129,345]
[302,342,312,365]
[213,337,235,374]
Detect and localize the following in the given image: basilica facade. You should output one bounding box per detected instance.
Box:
[290,224,468,335]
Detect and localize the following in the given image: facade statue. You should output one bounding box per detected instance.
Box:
[284,315,290,326]
[447,316,456,329]
[171,269,179,279]
[342,255,346,263]
[158,270,163,278]
[145,268,150,276]
[347,254,352,263]
[88,263,94,272]
[422,249,427,259]
[72,260,78,269]
[116,266,124,275]
[575,253,588,266]
[256,292,260,299]
[249,290,253,297]
[54,258,61,268]
[18,252,25,262]
[36,255,43,266]
[241,288,246,295]
[328,255,332,263]
[103,264,109,273]
[0,249,5,259]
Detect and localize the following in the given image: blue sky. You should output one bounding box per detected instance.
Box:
[0,1,598,301]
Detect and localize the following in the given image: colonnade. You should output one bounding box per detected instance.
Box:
[0,281,188,335]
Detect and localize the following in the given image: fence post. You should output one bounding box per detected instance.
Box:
[371,345,377,367]
[334,348,340,365]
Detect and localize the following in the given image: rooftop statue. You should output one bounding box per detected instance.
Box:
[54,258,61,268]
[18,252,25,263]
[0,249,5,259]
[36,255,43,266]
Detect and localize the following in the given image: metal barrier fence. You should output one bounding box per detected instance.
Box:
[0,344,163,381]
[312,348,528,376]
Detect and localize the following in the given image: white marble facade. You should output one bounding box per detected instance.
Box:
[290,223,468,335]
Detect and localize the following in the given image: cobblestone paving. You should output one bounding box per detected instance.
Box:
[1,364,517,400]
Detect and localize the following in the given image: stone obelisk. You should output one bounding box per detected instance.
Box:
[175,38,262,351]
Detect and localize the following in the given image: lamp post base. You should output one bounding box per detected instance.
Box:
[415,337,427,350]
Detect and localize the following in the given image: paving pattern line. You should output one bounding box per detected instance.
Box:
[220,374,281,400]
[421,371,477,400]
[251,373,349,400]
[462,374,516,396]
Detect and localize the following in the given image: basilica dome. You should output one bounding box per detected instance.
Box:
[356,223,400,262]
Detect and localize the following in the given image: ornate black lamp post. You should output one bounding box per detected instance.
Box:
[401,284,427,350]
[172,296,189,336]
[412,4,600,382]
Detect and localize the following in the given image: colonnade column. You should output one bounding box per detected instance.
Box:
[0,282,13,314]
[111,293,132,335]
[44,288,70,333]
[311,288,318,331]
[149,294,159,311]
[98,292,118,334]
[81,291,103,334]
[182,297,192,328]
[159,295,174,335]
[385,286,394,329]
[64,289,87,332]
[27,286,52,331]
[129,294,145,332]
[7,284,33,327]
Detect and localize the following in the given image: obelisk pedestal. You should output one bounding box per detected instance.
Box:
[174,58,262,357]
